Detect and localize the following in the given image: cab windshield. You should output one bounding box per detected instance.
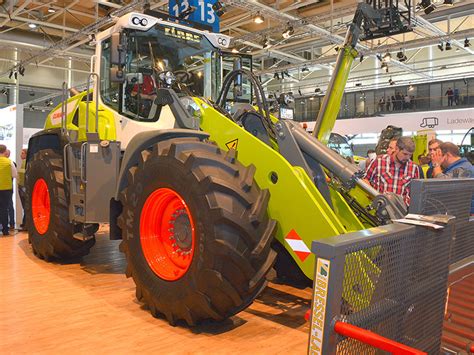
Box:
[101,23,221,122]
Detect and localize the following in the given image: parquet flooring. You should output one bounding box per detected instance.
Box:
[0,228,310,354]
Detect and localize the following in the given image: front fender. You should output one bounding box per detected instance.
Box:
[109,129,208,240]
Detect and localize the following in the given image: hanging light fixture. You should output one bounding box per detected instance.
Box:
[464,38,471,47]
[382,52,392,62]
[261,37,270,49]
[212,1,226,17]
[396,49,407,62]
[445,41,452,50]
[282,24,294,39]
[254,12,264,24]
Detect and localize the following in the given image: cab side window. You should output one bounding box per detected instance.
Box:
[100,38,120,111]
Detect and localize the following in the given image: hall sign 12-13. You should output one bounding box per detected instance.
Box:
[169,0,220,33]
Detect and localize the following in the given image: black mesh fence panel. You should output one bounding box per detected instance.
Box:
[309,179,472,354]
[409,179,474,264]
[335,225,452,354]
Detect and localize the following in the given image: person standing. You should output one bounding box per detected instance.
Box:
[365,137,420,206]
[426,138,443,178]
[431,142,474,214]
[378,97,385,112]
[0,145,17,236]
[385,138,398,157]
[5,149,15,230]
[18,149,27,230]
[453,87,460,105]
[445,87,454,106]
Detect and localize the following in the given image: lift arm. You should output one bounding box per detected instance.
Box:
[312,2,412,143]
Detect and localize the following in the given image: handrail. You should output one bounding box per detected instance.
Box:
[334,321,427,355]
[61,82,68,130]
[85,72,100,135]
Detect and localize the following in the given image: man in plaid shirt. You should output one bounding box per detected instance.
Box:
[365,137,420,205]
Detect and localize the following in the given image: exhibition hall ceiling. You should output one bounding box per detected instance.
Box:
[0,0,472,95]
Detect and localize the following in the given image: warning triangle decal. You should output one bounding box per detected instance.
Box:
[225,139,238,150]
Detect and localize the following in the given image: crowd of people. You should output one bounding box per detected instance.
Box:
[0,145,26,236]
[378,93,417,112]
[363,136,474,212]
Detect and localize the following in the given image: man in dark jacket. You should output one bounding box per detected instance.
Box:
[426,138,443,178]
[431,142,474,214]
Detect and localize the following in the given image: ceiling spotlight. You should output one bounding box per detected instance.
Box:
[314,87,321,93]
[28,23,37,29]
[18,65,25,76]
[8,71,13,79]
[355,83,362,87]
[443,0,453,5]
[445,41,452,50]
[334,46,339,52]
[437,43,444,51]
[298,89,302,96]
[282,25,294,39]
[382,52,392,62]
[359,55,364,63]
[464,38,471,47]
[231,48,239,53]
[301,66,309,73]
[254,12,264,24]
[396,49,407,62]
[408,85,415,91]
[212,1,226,17]
[388,78,395,85]
[376,54,383,62]
[424,3,435,14]
[45,99,53,107]
[381,62,388,69]
[0,88,7,96]
[274,72,280,80]
[309,96,314,101]
[261,37,270,49]
[47,7,56,13]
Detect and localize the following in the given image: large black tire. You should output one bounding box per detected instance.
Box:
[118,138,277,325]
[26,149,95,260]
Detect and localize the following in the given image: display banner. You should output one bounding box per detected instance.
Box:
[0,104,23,228]
[305,108,474,135]
[169,0,220,32]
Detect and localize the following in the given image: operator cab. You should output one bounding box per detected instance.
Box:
[97,13,230,128]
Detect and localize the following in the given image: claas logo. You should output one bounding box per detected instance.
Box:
[164,27,200,43]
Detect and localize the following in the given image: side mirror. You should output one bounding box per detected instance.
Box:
[110,33,127,66]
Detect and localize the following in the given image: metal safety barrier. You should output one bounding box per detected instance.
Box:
[308,178,474,354]
[409,179,474,264]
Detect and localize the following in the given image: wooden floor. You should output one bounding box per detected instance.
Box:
[0,228,311,354]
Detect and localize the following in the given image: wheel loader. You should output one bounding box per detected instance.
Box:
[25,2,412,325]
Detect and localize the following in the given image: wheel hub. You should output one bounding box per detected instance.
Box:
[171,212,193,250]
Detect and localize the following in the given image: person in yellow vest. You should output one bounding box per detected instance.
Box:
[5,149,16,229]
[18,149,27,230]
[0,145,17,236]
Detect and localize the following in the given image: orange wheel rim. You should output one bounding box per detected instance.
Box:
[32,178,50,235]
[140,188,195,281]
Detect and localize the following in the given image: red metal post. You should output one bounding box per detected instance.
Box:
[334,321,427,355]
